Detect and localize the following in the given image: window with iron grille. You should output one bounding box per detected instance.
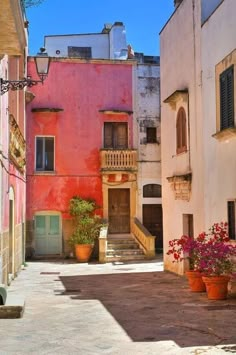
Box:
[36,137,54,171]
[176,107,187,154]
[143,184,162,198]
[227,201,236,240]
[104,123,128,149]
[220,65,234,130]
[146,127,157,143]
[68,46,92,59]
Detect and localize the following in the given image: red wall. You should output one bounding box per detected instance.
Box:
[26,59,133,220]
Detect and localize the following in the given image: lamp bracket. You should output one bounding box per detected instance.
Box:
[0,77,45,95]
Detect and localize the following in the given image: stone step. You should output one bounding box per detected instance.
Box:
[106,254,146,262]
[106,233,146,262]
[106,249,144,256]
[107,242,139,250]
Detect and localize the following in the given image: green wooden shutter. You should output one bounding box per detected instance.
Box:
[220,66,234,130]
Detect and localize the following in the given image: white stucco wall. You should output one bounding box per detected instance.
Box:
[135,64,161,221]
[160,0,205,274]
[44,34,110,59]
[44,23,127,60]
[201,0,236,226]
[109,24,127,59]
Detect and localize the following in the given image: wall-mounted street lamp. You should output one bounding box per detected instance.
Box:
[0,48,50,95]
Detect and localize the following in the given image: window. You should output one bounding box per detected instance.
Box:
[183,214,194,238]
[68,46,92,59]
[143,184,162,198]
[227,201,236,240]
[146,127,157,143]
[36,137,54,171]
[104,123,128,149]
[220,65,234,130]
[176,107,187,154]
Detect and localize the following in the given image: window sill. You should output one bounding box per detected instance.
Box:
[212,127,236,141]
[176,148,187,155]
[34,171,56,175]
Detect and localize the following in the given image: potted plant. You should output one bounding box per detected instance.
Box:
[68,196,103,262]
[167,234,206,292]
[198,222,236,300]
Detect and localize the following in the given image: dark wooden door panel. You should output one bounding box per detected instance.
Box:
[143,204,163,249]
[108,189,130,233]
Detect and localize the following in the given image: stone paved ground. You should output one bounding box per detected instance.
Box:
[0,257,236,355]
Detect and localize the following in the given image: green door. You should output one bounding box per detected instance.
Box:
[35,215,62,255]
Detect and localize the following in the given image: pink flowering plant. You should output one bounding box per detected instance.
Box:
[167,234,203,271]
[167,222,236,275]
[197,222,236,276]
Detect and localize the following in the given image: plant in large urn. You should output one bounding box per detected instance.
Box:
[68,196,103,262]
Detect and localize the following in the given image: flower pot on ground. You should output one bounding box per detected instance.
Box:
[75,244,93,263]
[202,275,230,300]
[166,222,236,296]
[68,196,103,263]
[167,234,205,292]
[197,222,236,300]
[195,223,236,300]
[185,270,206,292]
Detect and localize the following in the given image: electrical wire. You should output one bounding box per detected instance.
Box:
[0,159,26,183]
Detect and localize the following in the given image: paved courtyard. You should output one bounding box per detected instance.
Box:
[0,257,236,354]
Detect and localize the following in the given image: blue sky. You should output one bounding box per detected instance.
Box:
[26,0,174,56]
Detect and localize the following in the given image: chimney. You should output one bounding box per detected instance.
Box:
[174,0,183,8]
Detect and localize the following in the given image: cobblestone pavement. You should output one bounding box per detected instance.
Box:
[0,257,236,355]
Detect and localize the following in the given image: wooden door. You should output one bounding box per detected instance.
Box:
[108,189,130,233]
[35,215,62,255]
[143,204,163,250]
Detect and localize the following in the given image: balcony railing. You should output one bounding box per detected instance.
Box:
[100,149,137,171]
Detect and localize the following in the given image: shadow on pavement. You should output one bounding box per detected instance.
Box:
[58,271,236,348]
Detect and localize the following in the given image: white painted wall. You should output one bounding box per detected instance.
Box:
[135,64,162,221]
[201,0,236,226]
[44,23,127,60]
[45,34,109,59]
[109,23,127,59]
[160,0,205,274]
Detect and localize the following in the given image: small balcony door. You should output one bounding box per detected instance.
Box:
[35,214,62,255]
[108,189,130,233]
[104,123,128,149]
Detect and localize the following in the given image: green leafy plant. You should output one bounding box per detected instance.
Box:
[68,196,103,246]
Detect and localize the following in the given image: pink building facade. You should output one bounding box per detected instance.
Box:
[26,58,135,256]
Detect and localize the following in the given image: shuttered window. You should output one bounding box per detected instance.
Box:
[176,107,187,154]
[143,184,162,198]
[220,65,234,130]
[228,201,236,240]
[146,127,157,143]
[104,123,128,149]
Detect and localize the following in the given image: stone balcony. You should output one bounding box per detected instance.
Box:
[100,149,137,172]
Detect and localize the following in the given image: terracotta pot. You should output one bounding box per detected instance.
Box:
[202,275,230,300]
[75,244,93,263]
[185,270,206,292]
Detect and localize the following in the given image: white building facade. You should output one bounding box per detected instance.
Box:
[160,0,236,274]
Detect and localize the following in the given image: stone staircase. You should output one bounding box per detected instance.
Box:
[106,234,146,262]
